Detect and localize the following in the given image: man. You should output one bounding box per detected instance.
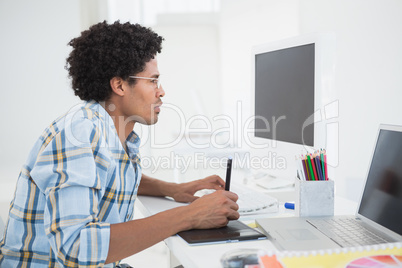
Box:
[0,21,239,267]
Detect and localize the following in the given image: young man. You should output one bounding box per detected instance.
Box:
[0,21,239,267]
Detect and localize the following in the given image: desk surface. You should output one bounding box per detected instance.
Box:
[135,186,358,268]
[136,195,276,268]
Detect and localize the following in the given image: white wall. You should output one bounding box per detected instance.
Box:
[1,0,402,203]
[0,0,118,202]
[218,0,302,182]
[218,0,402,201]
[0,0,81,201]
[152,13,221,145]
[141,2,301,182]
[136,13,223,181]
[219,0,300,118]
[299,0,402,200]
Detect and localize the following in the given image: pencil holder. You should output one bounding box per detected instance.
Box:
[295,179,334,217]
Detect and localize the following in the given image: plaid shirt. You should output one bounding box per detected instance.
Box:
[0,101,142,267]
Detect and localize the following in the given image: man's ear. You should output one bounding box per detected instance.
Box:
[110,77,125,97]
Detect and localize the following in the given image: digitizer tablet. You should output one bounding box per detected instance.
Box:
[177,220,266,246]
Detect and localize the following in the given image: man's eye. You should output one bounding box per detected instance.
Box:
[151,80,158,84]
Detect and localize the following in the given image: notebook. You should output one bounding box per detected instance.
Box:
[177,220,266,246]
[256,124,402,251]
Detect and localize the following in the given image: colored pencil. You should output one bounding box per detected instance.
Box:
[306,154,316,181]
[302,155,311,181]
[320,149,326,181]
[324,151,328,180]
[315,155,323,180]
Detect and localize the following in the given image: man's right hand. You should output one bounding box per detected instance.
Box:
[184,190,240,229]
[106,189,239,263]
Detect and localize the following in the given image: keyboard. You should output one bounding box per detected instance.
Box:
[307,218,391,247]
[235,186,278,214]
[197,184,278,214]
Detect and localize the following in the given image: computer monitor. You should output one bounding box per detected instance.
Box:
[250,33,337,179]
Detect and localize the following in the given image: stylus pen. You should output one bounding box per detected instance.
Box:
[225,157,232,191]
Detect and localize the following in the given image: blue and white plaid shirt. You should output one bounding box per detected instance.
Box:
[0,101,142,267]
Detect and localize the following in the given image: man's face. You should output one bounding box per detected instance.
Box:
[122,58,165,125]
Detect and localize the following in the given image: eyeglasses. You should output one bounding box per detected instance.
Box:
[129,76,161,89]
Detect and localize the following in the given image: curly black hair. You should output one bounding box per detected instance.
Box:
[65,21,164,102]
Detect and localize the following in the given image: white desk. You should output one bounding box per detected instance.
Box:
[135,188,358,268]
[135,195,276,268]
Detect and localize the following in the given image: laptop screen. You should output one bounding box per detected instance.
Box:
[358,128,402,235]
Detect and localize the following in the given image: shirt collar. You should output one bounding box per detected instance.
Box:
[125,131,141,160]
[86,101,141,160]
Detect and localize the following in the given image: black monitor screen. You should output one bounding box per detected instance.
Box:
[255,43,315,146]
[358,129,402,235]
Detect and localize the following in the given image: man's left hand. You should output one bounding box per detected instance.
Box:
[171,175,225,203]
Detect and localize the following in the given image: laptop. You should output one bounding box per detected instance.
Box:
[256,124,402,250]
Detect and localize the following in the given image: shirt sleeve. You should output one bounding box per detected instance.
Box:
[30,117,112,267]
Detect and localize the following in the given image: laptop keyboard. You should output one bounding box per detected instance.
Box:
[307,218,391,247]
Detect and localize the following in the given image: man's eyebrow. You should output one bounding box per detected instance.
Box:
[151,74,160,78]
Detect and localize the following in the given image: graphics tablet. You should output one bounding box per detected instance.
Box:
[177,220,266,246]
